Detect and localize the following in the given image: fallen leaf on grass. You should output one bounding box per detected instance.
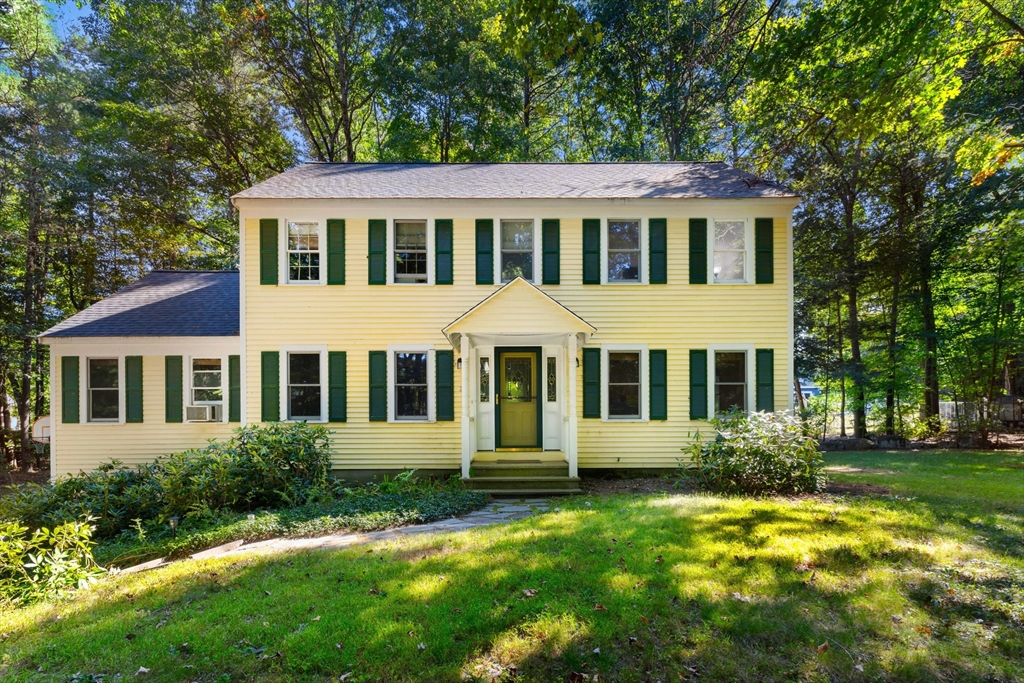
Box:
[639,615,650,624]
[890,615,903,623]
[339,673,352,682]
[312,615,321,622]
[855,664,864,672]
[593,603,608,611]
[593,647,601,654]
[731,592,752,603]
[523,589,538,597]
[417,643,426,651]
[125,633,136,641]
[135,666,150,675]
[628,635,640,646]
[654,555,664,564]
[335,643,344,650]
[816,642,830,654]
[264,591,271,596]
[915,626,932,635]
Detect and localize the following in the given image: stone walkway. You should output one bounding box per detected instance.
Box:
[223,498,551,557]
[124,498,552,573]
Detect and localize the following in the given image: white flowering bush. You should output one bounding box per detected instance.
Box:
[682,410,826,495]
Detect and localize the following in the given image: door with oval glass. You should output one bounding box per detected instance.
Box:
[496,349,541,449]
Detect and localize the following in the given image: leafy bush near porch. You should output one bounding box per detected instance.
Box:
[0,423,332,539]
[0,518,105,606]
[682,410,826,495]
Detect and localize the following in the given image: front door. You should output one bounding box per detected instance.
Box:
[497,349,540,448]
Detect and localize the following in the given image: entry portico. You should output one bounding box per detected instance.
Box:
[443,278,595,481]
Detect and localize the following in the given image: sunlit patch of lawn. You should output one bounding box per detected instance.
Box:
[1,450,1021,682]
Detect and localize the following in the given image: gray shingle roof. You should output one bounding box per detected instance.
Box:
[232,162,797,200]
[40,271,239,338]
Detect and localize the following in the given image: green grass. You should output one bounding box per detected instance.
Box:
[2,450,1022,682]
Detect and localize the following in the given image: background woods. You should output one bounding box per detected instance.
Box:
[1,0,1021,476]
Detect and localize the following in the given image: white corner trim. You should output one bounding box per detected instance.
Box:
[706,343,757,417]
[279,345,329,423]
[600,343,649,422]
[601,217,647,285]
[706,217,755,285]
[386,344,436,423]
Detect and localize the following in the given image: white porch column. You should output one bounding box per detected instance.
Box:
[567,333,578,478]
[460,335,471,479]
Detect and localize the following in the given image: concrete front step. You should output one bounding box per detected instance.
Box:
[471,462,570,478]
[463,475,581,492]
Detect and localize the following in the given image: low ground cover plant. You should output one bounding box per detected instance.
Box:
[682,410,826,494]
[0,518,105,606]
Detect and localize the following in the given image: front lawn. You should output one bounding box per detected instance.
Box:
[1,450,1021,682]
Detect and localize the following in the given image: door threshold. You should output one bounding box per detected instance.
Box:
[495,447,542,452]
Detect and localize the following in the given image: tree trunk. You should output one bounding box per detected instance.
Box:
[885,270,901,436]
[920,246,940,431]
[837,295,847,437]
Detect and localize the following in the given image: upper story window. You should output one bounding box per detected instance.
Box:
[394,220,428,284]
[607,220,641,282]
[714,351,747,412]
[287,221,320,283]
[712,220,749,283]
[88,358,119,422]
[501,220,534,282]
[288,352,322,420]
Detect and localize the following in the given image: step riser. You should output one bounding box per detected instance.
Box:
[472,466,570,478]
[466,480,580,492]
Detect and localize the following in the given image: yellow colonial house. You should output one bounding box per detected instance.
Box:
[40,163,799,494]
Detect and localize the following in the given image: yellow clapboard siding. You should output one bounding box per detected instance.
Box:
[243,211,793,470]
[52,355,236,477]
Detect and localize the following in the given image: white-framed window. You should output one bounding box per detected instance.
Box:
[185,356,226,422]
[285,220,322,284]
[388,345,435,422]
[601,344,648,421]
[87,357,120,422]
[280,346,328,422]
[393,219,429,284]
[601,218,647,284]
[709,219,753,284]
[497,219,538,283]
[707,345,756,415]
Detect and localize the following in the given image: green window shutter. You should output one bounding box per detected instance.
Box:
[582,219,601,285]
[261,351,280,422]
[327,219,346,285]
[436,350,454,421]
[649,218,667,284]
[61,356,79,424]
[689,218,707,285]
[228,355,241,422]
[756,349,775,412]
[259,218,278,285]
[125,356,143,423]
[689,349,708,420]
[436,219,454,285]
[755,218,774,284]
[582,347,601,418]
[649,350,667,420]
[165,356,183,423]
[328,351,347,422]
[542,219,560,284]
[368,219,387,285]
[369,351,387,422]
[475,219,493,285]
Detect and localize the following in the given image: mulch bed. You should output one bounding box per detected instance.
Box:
[0,463,49,497]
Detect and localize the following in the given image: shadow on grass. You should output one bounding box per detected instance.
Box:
[2,494,1022,683]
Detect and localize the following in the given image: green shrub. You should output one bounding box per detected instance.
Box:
[0,517,105,606]
[682,410,826,495]
[0,423,333,540]
[159,422,332,517]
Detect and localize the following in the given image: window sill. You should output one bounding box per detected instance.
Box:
[602,417,647,423]
[281,281,325,286]
[389,418,434,424]
[602,280,645,286]
[710,281,755,286]
[84,420,122,425]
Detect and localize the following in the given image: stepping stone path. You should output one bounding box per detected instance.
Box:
[121,498,552,573]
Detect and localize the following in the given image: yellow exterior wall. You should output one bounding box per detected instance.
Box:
[51,351,236,477]
[241,200,794,471]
